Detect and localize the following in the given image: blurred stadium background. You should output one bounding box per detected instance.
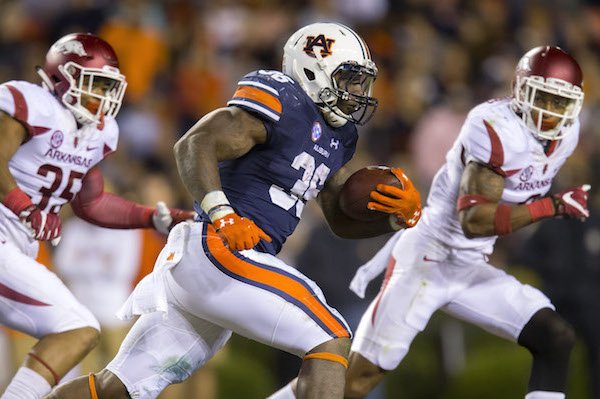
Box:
[1,0,600,398]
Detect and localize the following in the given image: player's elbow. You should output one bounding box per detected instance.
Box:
[459,211,486,238]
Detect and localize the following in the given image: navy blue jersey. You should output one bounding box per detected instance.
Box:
[195,70,358,255]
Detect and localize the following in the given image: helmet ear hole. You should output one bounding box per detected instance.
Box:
[303,68,315,81]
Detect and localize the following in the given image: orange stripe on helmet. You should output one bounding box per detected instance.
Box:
[205,226,349,338]
[233,86,282,114]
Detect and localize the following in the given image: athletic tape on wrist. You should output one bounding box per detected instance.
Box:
[526,197,555,222]
[200,190,234,222]
[494,204,512,235]
[2,187,33,215]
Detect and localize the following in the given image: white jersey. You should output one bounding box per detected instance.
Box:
[0,80,118,256]
[420,97,579,254]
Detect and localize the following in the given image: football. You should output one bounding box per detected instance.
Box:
[339,166,404,221]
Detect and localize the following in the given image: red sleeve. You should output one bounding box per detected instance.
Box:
[71,167,154,229]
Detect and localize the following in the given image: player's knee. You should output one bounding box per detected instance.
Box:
[344,352,386,399]
[519,309,576,356]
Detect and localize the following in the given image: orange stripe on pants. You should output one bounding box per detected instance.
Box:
[204,226,349,338]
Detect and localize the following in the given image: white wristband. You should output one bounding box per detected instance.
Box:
[200,190,234,222]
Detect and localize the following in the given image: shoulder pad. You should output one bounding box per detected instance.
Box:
[227,70,298,122]
[0,81,57,137]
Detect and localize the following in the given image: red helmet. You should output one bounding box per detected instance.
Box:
[37,33,127,125]
[512,46,584,140]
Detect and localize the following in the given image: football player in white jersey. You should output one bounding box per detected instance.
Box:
[344,46,589,399]
[45,22,422,399]
[0,33,194,399]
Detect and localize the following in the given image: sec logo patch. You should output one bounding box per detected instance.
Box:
[311,121,322,142]
[50,130,64,148]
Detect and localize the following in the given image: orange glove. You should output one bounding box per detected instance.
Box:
[368,167,422,228]
[213,212,272,251]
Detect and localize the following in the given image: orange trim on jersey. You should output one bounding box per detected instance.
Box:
[233,86,282,113]
[204,226,349,338]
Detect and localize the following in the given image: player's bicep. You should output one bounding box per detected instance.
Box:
[459,161,504,200]
[179,106,267,162]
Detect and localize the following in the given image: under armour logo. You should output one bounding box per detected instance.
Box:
[330,138,339,149]
[303,34,335,58]
[54,40,88,57]
[218,218,235,228]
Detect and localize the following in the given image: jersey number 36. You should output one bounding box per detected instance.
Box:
[270,152,330,217]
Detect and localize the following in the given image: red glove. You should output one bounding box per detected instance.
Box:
[2,187,62,242]
[552,184,591,221]
[368,167,422,228]
[213,212,272,251]
[152,201,196,234]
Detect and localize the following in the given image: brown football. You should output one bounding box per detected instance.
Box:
[339,166,403,221]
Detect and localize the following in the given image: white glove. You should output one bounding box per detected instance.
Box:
[152,201,197,235]
[152,201,174,235]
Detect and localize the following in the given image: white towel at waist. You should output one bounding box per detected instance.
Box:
[116,221,191,320]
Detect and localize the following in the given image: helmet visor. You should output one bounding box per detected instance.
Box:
[61,61,127,124]
[515,75,584,139]
[327,62,378,125]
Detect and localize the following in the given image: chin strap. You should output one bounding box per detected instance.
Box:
[321,108,348,127]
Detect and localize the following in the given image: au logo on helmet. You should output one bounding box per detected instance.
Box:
[303,35,335,58]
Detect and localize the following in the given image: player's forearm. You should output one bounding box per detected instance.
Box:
[460,199,555,238]
[71,191,154,229]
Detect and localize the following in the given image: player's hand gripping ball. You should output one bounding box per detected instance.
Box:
[339,166,422,227]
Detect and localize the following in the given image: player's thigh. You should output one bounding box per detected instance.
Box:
[352,228,450,370]
[167,222,350,356]
[106,303,231,399]
[0,242,98,337]
[444,264,554,341]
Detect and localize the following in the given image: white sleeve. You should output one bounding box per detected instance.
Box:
[461,115,508,174]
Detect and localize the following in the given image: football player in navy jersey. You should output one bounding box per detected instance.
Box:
[46,23,421,399]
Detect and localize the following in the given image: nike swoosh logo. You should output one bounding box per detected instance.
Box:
[86,146,98,151]
[423,255,440,263]
[563,192,589,217]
